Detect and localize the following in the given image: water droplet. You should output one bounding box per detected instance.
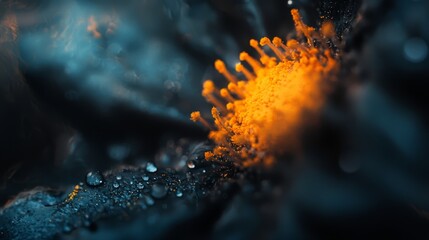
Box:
[63,225,72,233]
[404,37,428,63]
[113,182,119,188]
[202,169,206,173]
[86,171,104,187]
[187,160,195,169]
[144,195,155,206]
[146,162,158,173]
[176,189,183,197]
[116,175,122,181]
[129,181,134,185]
[142,175,149,181]
[151,184,167,199]
[287,0,293,5]
[137,182,145,189]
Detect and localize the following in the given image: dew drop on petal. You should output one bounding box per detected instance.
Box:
[404,37,428,63]
[146,162,158,173]
[144,195,155,206]
[86,171,104,187]
[151,184,167,199]
[187,160,195,169]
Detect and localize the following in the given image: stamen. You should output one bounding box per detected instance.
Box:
[260,37,285,60]
[291,9,315,46]
[273,37,294,59]
[226,103,235,111]
[239,52,262,72]
[227,83,244,99]
[211,107,231,133]
[235,63,255,80]
[250,39,267,58]
[202,80,227,112]
[250,39,272,65]
[287,39,311,58]
[190,111,213,130]
[205,95,227,113]
[202,80,218,95]
[220,88,236,103]
[215,60,238,84]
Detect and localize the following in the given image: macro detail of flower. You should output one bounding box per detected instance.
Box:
[2,0,429,239]
[192,9,339,166]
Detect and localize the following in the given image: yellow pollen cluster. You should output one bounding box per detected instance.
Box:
[191,9,339,166]
[66,185,81,202]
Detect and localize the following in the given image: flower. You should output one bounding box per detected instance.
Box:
[192,9,339,166]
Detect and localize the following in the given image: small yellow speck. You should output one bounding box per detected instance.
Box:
[66,185,80,202]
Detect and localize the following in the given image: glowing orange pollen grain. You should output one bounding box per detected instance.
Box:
[191,9,339,166]
[66,185,81,202]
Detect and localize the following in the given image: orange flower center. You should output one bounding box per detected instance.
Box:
[191,9,339,166]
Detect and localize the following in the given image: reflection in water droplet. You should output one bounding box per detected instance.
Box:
[142,175,149,181]
[116,175,122,181]
[151,184,167,199]
[137,182,145,189]
[113,182,119,188]
[146,162,158,173]
[86,171,104,187]
[187,160,195,169]
[176,189,183,197]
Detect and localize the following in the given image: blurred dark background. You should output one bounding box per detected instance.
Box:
[1,0,429,239]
